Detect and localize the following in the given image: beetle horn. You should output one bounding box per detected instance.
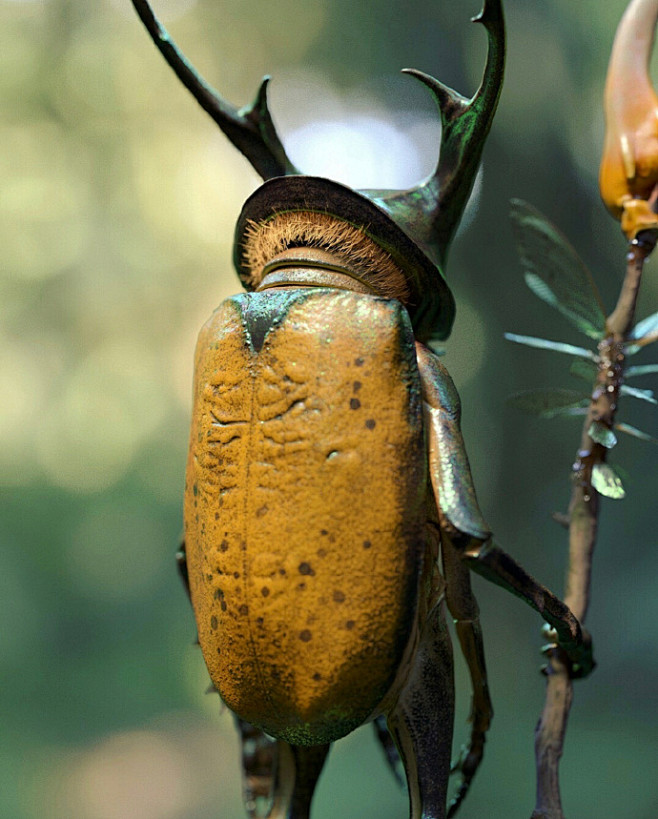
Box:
[130,0,299,180]
[368,0,505,268]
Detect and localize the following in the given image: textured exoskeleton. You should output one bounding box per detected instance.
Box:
[132,1,594,817]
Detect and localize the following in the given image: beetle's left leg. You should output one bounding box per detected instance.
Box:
[442,533,493,817]
[176,539,190,600]
[235,717,278,818]
[386,580,455,819]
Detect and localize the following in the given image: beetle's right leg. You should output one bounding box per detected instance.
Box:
[416,342,594,679]
[386,591,455,819]
[373,714,404,786]
[234,719,330,819]
[442,534,493,817]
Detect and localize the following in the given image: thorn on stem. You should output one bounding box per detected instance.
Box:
[551,512,571,529]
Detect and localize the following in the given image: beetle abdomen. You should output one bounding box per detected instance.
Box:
[184,289,427,745]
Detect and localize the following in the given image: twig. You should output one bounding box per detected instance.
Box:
[531,231,657,819]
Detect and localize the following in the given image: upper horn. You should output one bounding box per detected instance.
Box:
[130,0,298,180]
[367,0,505,269]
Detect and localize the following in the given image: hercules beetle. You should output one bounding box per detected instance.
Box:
[131,1,594,816]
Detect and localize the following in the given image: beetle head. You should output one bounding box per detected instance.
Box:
[131,0,505,342]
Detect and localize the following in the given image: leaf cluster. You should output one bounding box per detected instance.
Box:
[505,201,658,497]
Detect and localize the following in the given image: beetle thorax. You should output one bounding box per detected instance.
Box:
[243,211,411,300]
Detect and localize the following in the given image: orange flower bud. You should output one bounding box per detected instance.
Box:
[600,0,658,239]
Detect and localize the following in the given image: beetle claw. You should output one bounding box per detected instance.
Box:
[448,736,486,817]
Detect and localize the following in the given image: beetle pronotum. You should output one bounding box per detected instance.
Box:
[131,2,594,817]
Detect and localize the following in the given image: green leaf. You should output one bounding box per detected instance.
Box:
[591,462,626,499]
[625,363,658,378]
[630,310,658,341]
[510,200,606,340]
[504,333,595,359]
[615,422,658,444]
[570,359,598,383]
[588,421,617,449]
[507,389,590,418]
[620,385,657,405]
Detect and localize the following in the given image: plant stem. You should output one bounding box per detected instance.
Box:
[531,231,657,819]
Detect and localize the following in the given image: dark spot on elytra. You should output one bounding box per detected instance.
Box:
[256,505,268,518]
[298,562,314,576]
[219,539,229,552]
[217,647,221,655]
[349,398,361,410]
[220,600,227,611]
[234,571,240,579]
[193,484,198,496]
[333,590,345,603]
[345,620,355,630]
[214,512,220,520]
[210,615,218,630]
[354,357,364,367]
[239,604,249,616]
[261,586,270,597]
[279,568,286,576]
[320,529,328,536]
[206,573,213,582]
[317,548,327,558]
[363,540,372,549]
[313,672,322,681]
[299,629,312,642]
[297,582,306,591]
[214,589,224,599]
[353,380,362,392]
[365,419,376,430]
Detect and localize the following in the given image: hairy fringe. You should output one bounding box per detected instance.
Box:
[242,211,410,302]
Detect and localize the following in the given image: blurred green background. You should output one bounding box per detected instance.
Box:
[2,0,657,817]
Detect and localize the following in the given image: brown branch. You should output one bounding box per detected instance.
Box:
[531,231,657,819]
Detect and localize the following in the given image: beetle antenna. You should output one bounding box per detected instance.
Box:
[130,0,298,180]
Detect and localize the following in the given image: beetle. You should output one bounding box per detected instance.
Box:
[131,1,594,817]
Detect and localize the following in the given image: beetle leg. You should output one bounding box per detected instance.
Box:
[414,343,492,544]
[234,720,330,819]
[387,578,454,819]
[416,342,594,678]
[460,538,594,678]
[235,717,278,818]
[373,714,405,786]
[176,539,190,601]
[442,534,493,817]
[271,742,331,819]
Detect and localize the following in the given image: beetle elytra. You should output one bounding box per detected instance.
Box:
[131,1,595,817]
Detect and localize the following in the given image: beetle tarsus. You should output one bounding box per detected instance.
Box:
[461,539,595,679]
[447,736,486,817]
